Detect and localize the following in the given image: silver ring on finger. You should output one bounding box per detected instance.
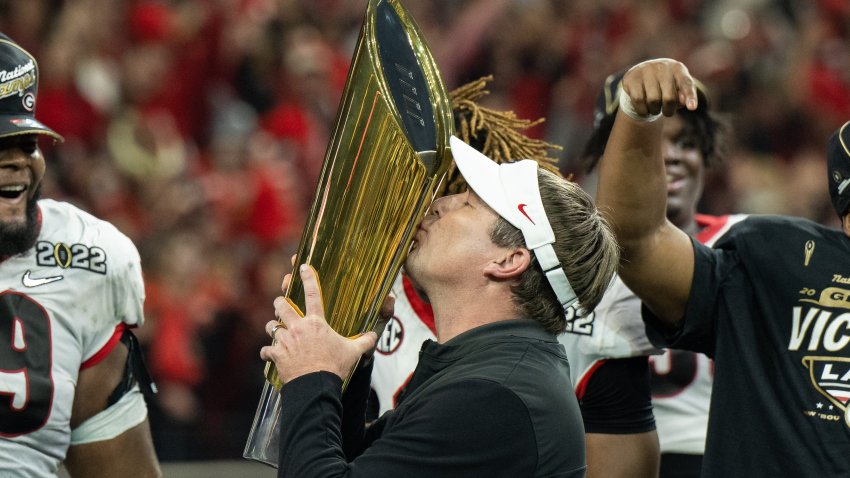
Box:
[271,322,286,339]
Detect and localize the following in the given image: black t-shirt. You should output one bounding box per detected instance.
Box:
[644,215,850,477]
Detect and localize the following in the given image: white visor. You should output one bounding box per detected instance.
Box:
[449,135,578,309]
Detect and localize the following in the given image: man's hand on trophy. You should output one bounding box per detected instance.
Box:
[276,254,395,366]
[277,254,396,326]
[261,264,379,382]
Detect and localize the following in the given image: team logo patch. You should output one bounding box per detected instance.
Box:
[35,241,107,274]
[802,356,850,428]
[376,316,404,355]
[22,92,34,111]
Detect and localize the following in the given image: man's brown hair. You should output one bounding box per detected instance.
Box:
[448,76,618,334]
[489,170,619,334]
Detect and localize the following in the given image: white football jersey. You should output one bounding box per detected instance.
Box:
[371,273,436,416]
[560,214,746,453]
[0,199,146,477]
[559,275,660,398]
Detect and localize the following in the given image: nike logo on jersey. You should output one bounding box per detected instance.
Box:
[21,270,64,287]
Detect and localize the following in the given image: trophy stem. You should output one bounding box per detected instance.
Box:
[243,381,283,467]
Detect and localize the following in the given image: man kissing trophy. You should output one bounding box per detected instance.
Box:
[243,0,454,467]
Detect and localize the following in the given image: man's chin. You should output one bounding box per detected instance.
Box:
[0,216,26,232]
[402,258,414,279]
[665,195,684,217]
[402,255,421,281]
[665,205,681,218]
[0,199,40,257]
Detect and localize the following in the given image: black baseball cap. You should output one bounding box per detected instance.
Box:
[0,33,62,141]
[827,120,850,218]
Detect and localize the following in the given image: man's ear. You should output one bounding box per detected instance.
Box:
[484,247,532,279]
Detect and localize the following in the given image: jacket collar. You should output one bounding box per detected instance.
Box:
[419,318,555,364]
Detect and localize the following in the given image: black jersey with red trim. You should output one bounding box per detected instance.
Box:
[644,215,850,477]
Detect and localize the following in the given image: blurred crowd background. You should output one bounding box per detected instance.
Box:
[2,0,848,462]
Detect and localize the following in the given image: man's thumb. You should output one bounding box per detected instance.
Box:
[352,331,378,354]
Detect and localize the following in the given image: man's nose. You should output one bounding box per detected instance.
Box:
[0,149,30,169]
[422,196,452,226]
[429,196,451,215]
[663,145,686,167]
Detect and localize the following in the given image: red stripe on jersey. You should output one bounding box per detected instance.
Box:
[81,323,127,370]
[574,359,607,401]
[695,214,729,244]
[402,275,436,336]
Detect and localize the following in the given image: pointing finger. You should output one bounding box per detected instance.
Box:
[675,69,698,111]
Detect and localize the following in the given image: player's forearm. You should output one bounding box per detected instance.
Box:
[597,108,694,325]
[596,109,668,259]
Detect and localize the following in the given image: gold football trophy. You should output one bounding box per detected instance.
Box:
[243,0,453,467]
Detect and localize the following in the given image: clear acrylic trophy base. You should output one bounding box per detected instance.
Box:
[243,381,282,468]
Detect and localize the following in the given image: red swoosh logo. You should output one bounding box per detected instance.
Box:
[517,204,535,225]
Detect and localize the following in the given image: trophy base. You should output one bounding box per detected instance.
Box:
[243,381,282,468]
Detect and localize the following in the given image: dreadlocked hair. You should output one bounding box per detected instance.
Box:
[443,75,564,195]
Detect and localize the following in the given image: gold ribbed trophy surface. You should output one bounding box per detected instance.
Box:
[243,0,453,468]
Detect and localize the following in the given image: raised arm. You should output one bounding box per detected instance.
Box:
[595,59,699,329]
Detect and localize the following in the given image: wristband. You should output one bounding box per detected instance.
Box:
[618,87,662,122]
